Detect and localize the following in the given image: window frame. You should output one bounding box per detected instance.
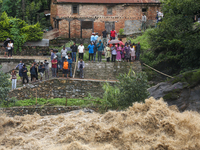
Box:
[107,7,112,15]
[72,4,79,14]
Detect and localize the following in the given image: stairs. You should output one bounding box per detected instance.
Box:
[43,29,59,40]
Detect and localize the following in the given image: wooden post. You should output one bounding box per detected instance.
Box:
[65,93,67,106]
[73,53,79,78]
[36,90,37,105]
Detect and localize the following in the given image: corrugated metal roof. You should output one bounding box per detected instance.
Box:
[24,39,49,47]
[57,0,160,3]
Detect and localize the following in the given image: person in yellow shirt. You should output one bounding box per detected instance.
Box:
[62,59,69,78]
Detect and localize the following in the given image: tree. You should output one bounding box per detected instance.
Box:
[0,66,10,102]
[117,70,149,109]
[146,0,200,73]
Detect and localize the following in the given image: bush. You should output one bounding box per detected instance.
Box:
[117,70,150,108]
[119,28,124,35]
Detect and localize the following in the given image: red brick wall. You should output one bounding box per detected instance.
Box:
[52,3,160,38]
[50,0,57,28]
[59,20,69,38]
[82,29,92,38]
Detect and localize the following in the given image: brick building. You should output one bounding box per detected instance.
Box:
[51,0,161,38]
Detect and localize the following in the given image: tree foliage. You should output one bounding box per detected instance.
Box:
[0,66,10,102]
[145,0,200,73]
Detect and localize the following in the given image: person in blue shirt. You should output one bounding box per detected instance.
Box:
[90,33,95,43]
[88,42,94,62]
[97,40,104,62]
[67,55,73,78]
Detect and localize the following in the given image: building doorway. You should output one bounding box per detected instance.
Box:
[105,22,115,33]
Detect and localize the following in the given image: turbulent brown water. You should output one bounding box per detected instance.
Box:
[1,97,200,150]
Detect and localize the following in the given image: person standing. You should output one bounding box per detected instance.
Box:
[33,61,38,81]
[105,44,111,62]
[121,45,125,62]
[136,42,141,60]
[71,42,78,62]
[11,69,17,90]
[124,44,131,62]
[30,63,37,83]
[67,56,73,78]
[141,13,147,31]
[51,56,57,77]
[93,43,98,62]
[61,46,68,69]
[90,33,95,43]
[7,40,14,58]
[110,28,117,40]
[111,44,117,62]
[94,33,99,44]
[50,49,55,61]
[88,42,94,62]
[38,62,45,81]
[22,65,29,86]
[62,59,69,78]
[56,50,62,70]
[130,45,136,61]
[116,44,122,62]
[78,43,85,60]
[102,29,108,46]
[97,40,104,62]
[15,60,24,81]
[44,60,49,80]
[78,59,85,79]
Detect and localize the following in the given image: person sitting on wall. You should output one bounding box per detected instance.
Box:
[62,58,69,78]
[78,59,85,79]
[90,32,95,43]
[94,33,99,43]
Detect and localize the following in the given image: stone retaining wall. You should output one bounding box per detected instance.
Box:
[9,79,116,100]
[0,46,49,56]
[0,106,80,117]
[72,61,142,80]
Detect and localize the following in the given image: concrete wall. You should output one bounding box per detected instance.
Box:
[8,79,116,100]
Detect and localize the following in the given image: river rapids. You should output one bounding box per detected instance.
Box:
[1,97,200,150]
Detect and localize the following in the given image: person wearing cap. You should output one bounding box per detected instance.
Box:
[51,56,57,77]
[15,60,24,81]
[141,13,147,31]
[44,60,49,79]
[22,65,29,86]
[97,40,104,62]
[70,42,78,62]
[90,33,95,43]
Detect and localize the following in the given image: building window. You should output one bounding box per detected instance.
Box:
[107,7,112,15]
[142,8,147,12]
[72,5,78,14]
[82,21,93,29]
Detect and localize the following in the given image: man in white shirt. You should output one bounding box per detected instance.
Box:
[141,13,147,31]
[158,11,163,22]
[61,46,68,69]
[78,43,85,60]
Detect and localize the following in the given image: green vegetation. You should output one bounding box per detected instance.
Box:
[119,28,124,35]
[163,89,181,100]
[0,12,43,52]
[1,0,51,29]
[0,66,11,102]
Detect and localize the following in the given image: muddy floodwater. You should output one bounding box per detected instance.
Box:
[1,97,200,150]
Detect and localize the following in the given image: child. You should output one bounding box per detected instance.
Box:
[62,59,69,78]
[30,63,36,82]
[11,69,17,90]
[67,56,73,78]
[130,45,135,62]
[22,65,29,86]
[38,62,45,81]
[78,59,85,79]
